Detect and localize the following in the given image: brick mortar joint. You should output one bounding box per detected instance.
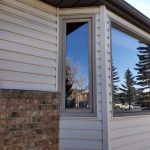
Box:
[0,89,60,150]
[0,89,61,99]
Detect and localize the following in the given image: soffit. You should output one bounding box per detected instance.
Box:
[40,0,150,34]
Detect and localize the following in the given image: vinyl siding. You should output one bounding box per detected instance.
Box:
[0,0,58,91]
[1,1,150,150]
[110,117,150,150]
[59,7,103,150]
[59,119,103,150]
[107,9,150,150]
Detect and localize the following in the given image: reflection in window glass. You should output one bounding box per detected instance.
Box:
[65,22,90,109]
[112,27,150,115]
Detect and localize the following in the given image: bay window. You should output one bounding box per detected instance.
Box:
[111,23,150,116]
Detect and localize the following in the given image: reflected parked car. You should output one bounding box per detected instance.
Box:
[114,103,133,110]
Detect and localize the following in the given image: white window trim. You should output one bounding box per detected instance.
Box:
[59,14,97,117]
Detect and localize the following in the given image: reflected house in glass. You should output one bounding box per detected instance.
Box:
[0,0,150,150]
[72,89,89,109]
[65,22,91,110]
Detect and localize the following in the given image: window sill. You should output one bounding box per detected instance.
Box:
[61,111,97,117]
[113,110,150,118]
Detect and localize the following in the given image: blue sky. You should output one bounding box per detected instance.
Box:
[66,1,150,89]
[112,27,139,85]
[67,23,88,73]
[114,0,150,89]
[66,23,89,89]
[111,27,147,88]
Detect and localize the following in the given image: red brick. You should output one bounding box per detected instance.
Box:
[0,90,60,150]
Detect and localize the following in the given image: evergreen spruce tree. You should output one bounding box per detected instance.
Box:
[120,69,136,110]
[112,64,120,103]
[135,42,150,90]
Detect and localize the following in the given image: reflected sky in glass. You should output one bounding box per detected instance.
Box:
[112,27,141,87]
[65,22,90,109]
[66,22,89,89]
[112,27,150,113]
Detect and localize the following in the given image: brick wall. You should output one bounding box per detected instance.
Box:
[0,89,60,150]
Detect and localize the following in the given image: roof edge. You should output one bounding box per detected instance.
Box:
[106,0,150,34]
[41,0,150,34]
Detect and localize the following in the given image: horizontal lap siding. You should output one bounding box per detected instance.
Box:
[59,10,103,150]
[0,0,58,91]
[59,119,103,150]
[110,117,150,150]
[107,10,150,150]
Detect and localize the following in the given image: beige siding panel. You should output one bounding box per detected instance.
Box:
[0,80,56,91]
[16,0,57,15]
[111,123,150,139]
[110,116,150,130]
[0,40,57,59]
[0,3,57,28]
[0,50,56,67]
[0,60,56,76]
[60,119,102,150]
[111,132,150,150]
[0,12,57,36]
[60,139,102,150]
[1,20,57,44]
[0,0,58,91]
[59,129,102,140]
[2,0,57,21]
[1,30,57,51]
[142,146,150,150]
[110,117,150,150]
[0,70,55,84]
[111,132,150,149]
[112,139,150,150]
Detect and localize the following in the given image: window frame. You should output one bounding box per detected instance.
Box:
[110,20,150,117]
[59,14,97,117]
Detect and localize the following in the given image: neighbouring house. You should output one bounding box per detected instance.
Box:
[0,0,150,150]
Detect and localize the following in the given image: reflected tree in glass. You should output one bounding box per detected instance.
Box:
[119,69,137,110]
[65,59,75,108]
[112,63,120,104]
[65,22,90,109]
[135,42,150,109]
[111,27,150,113]
[135,42,150,89]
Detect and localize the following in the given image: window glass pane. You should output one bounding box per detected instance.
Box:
[112,27,150,115]
[65,22,90,109]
